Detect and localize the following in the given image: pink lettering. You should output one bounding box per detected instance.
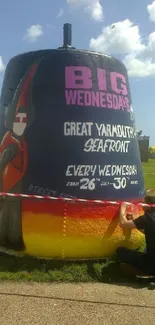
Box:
[118,96,124,109]
[65,90,77,105]
[65,89,130,111]
[65,66,92,89]
[122,97,127,109]
[77,91,83,106]
[110,72,128,96]
[92,91,100,107]
[97,69,107,91]
[113,94,119,110]
[84,91,92,106]
[107,93,113,109]
[125,98,130,111]
[99,92,106,108]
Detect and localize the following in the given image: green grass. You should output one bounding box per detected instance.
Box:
[0,159,154,283]
[142,159,155,189]
[0,254,133,283]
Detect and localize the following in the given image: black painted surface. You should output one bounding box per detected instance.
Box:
[0,49,145,200]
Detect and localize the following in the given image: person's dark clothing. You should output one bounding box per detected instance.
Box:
[116,247,154,275]
[134,212,155,264]
[116,212,155,275]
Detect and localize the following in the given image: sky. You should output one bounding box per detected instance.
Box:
[0,0,154,145]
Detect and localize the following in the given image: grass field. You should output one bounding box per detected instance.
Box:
[0,253,140,283]
[0,255,125,283]
[142,159,155,189]
[0,159,154,283]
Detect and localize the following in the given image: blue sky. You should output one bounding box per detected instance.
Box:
[0,0,154,145]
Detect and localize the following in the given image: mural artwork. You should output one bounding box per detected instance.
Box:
[0,35,145,259]
[0,60,40,251]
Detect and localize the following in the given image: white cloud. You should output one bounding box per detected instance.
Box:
[24,24,43,42]
[89,20,145,54]
[124,31,155,76]
[67,0,103,21]
[123,54,155,77]
[89,18,155,77]
[147,1,155,21]
[57,8,64,17]
[147,32,155,56]
[0,57,5,72]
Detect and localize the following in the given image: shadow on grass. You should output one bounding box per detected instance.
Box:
[0,253,144,288]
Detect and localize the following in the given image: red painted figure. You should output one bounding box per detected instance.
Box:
[0,60,40,250]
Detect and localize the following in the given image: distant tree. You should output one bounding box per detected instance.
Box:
[137,130,142,137]
[149,147,153,158]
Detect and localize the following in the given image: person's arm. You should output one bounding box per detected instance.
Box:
[119,203,147,233]
[133,213,149,231]
[119,203,137,229]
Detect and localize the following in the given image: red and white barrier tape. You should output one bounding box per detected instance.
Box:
[0,191,155,207]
